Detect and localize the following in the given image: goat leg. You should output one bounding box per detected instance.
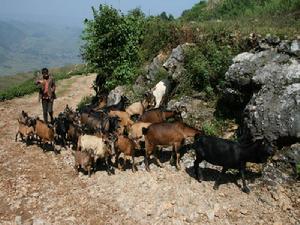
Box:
[174,144,181,170]
[213,167,227,190]
[144,153,150,172]
[194,156,203,182]
[15,132,19,142]
[154,148,164,168]
[132,150,137,173]
[240,164,250,193]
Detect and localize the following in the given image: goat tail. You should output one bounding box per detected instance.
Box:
[142,127,149,135]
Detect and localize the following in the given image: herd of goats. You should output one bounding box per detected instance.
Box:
[15,92,274,193]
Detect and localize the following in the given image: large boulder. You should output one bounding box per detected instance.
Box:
[163,43,195,81]
[107,86,126,106]
[145,52,168,82]
[223,37,300,143]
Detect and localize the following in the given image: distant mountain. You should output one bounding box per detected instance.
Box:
[0,20,82,76]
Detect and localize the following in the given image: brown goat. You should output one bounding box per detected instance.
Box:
[34,118,56,153]
[66,122,82,148]
[128,122,152,148]
[108,110,134,134]
[73,150,94,177]
[125,94,155,116]
[142,121,201,171]
[15,122,35,143]
[139,108,182,124]
[114,135,137,172]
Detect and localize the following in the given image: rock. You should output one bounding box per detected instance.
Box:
[146,52,168,82]
[168,96,214,128]
[291,40,300,57]
[15,216,22,225]
[206,210,215,221]
[107,86,126,106]
[163,43,195,81]
[223,48,300,143]
[32,218,50,225]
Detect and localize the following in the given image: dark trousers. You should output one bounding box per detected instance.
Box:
[42,99,54,123]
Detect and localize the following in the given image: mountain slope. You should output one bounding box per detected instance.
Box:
[0,20,82,76]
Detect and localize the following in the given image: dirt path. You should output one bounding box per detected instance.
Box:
[0,74,299,225]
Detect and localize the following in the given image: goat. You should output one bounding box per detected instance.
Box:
[114,134,137,172]
[64,105,80,124]
[193,135,273,193]
[125,93,155,116]
[80,112,105,133]
[108,110,134,134]
[33,118,56,153]
[139,108,182,124]
[15,121,35,143]
[66,122,82,148]
[18,110,30,125]
[103,95,129,112]
[73,150,95,177]
[53,112,69,146]
[128,122,152,148]
[142,121,201,171]
[77,134,116,175]
[151,80,170,108]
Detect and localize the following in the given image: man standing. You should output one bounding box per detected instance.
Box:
[35,68,56,124]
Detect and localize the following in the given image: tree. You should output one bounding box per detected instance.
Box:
[81,5,144,91]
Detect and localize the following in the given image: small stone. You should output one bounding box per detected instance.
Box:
[240,209,248,215]
[271,192,279,201]
[15,216,22,225]
[218,192,225,197]
[42,174,46,179]
[206,210,215,221]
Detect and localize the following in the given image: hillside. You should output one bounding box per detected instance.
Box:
[0,20,82,76]
[180,0,300,22]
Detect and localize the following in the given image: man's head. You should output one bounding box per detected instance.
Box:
[42,68,49,79]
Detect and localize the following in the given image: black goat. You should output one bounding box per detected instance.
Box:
[193,135,273,193]
[53,112,69,146]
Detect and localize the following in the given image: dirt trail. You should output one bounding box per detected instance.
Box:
[0,74,299,225]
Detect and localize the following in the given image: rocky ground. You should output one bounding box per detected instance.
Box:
[0,74,299,225]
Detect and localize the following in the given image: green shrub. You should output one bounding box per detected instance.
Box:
[202,120,221,136]
[77,95,93,111]
[81,5,144,91]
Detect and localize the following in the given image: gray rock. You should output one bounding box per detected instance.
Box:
[163,43,195,81]
[107,86,126,106]
[291,40,300,57]
[146,53,167,82]
[15,216,22,225]
[224,49,300,143]
[32,218,50,225]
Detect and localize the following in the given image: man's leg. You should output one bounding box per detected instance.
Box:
[48,100,54,124]
[42,100,48,123]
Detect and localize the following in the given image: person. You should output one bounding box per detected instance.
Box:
[35,68,56,124]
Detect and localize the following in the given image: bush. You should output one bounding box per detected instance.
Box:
[178,37,238,96]
[77,95,93,111]
[81,5,145,91]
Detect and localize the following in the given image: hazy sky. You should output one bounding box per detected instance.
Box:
[0,0,200,27]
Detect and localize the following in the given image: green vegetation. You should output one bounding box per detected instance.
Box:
[82,1,299,99]
[77,95,93,112]
[0,64,87,101]
[81,5,144,91]
[181,0,300,22]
